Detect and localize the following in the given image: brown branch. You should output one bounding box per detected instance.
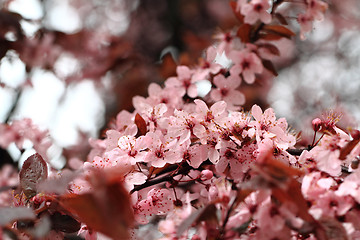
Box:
[130,163,193,194]
[5,89,21,123]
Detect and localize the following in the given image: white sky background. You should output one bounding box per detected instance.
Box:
[268,18,360,132]
[0,0,109,167]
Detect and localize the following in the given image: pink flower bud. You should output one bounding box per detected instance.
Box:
[350,130,360,140]
[200,170,213,181]
[312,118,322,131]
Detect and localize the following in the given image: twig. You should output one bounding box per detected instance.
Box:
[130,164,193,194]
[5,89,22,123]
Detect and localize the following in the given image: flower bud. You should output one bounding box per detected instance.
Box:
[350,130,360,140]
[312,118,322,131]
[200,170,213,181]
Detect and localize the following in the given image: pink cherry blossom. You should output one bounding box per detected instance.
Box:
[255,138,296,165]
[311,191,354,218]
[117,135,150,165]
[210,74,245,110]
[114,110,137,135]
[165,65,198,98]
[124,171,147,191]
[178,140,208,168]
[194,99,227,127]
[134,188,174,222]
[203,132,221,164]
[137,103,168,131]
[250,104,296,149]
[219,142,257,180]
[0,119,52,161]
[238,0,272,25]
[214,31,235,55]
[133,83,184,111]
[166,109,206,144]
[301,172,335,200]
[193,46,222,81]
[297,12,314,40]
[219,111,252,140]
[104,129,123,151]
[229,49,263,84]
[255,200,291,239]
[306,0,328,21]
[310,134,349,176]
[216,142,241,175]
[144,131,181,168]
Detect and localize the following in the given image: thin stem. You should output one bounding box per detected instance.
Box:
[271,0,285,13]
[219,196,238,238]
[313,133,325,147]
[136,162,144,173]
[131,175,173,194]
[130,164,193,194]
[5,89,22,123]
[173,187,178,200]
[311,130,317,147]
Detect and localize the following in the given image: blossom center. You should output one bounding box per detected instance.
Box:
[183,151,191,161]
[205,111,214,122]
[254,3,263,12]
[128,148,138,157]
[183,79,191,89]
[155,149,164,158]
[224,149,235,159]
[224,33,232,42]
[202,61,211,69]
[241,60,250,70]
[220,88,229,97]
[186,119,195,130]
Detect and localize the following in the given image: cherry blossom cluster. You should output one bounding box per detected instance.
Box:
[0,118,52,160]
[296,0,329,40]
[236,0,328,40]
[150,125,360,239]
[81,79,360,239]
[3,0,355,240]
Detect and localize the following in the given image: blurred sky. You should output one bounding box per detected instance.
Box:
[0,0,111,166]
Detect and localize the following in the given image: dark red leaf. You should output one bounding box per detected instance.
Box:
[235,189,253,207]
[253,151,316,226]
[60,170,134,240]
[237,24,252,43]
[135,113,147,136]
[0,10,24,40]
[262,25,295,39]
[229,1,244,23]
[262,59,278,76]
[258,33,284,41]
[37,170,78,195]
[177,204,217,237]
[254,151,304,183]
[316,217,348,240]
[0,39,10,61]
[257,43,280,56]
[19,153,48,198]
[159,52,177,79]
[275,13,288,25]
[50,212,81,233]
